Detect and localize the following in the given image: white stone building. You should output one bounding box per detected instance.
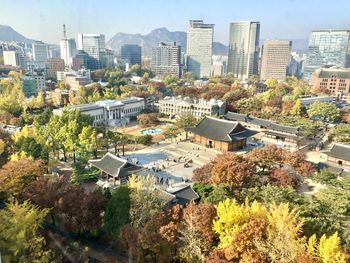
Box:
[158,96,225,119]
[53,97,145,127]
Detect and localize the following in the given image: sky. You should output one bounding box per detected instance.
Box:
[1,0,350,44]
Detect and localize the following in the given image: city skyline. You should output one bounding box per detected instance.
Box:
[1,0,350,44]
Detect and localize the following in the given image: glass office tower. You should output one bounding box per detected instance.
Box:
[304,30,350,81]
[227,21,260,80]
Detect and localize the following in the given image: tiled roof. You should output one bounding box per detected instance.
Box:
[89,152,144,178]
[327,143,350,162]
[167,184,199,206]
[225,112,301,136]
[187,116,254,142]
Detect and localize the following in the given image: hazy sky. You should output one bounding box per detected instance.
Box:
[1,0,350,44]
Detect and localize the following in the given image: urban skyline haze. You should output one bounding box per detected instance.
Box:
[1,0,350,44]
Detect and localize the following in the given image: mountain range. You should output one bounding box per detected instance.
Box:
[0,25,33,43]
[106,27,229,56]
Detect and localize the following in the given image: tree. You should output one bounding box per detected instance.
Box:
[270,168,298,188]
[331,123,350,144]
[163,125,180,141]
[0,199,53,262]
[183,203,217,252]
[248,145,285,176]
[136,134,153,145]
[104,186,131,234]
[137,113,157,127]
[178,214,205,263]
[24,176,106,233]
[78,126,98,158]
[14,136,42,159]
[290,99,302,116]
[265,78,278,88]
[0,158,45,198]
[210,152,254,190]
[192,162,213,184]
[307,232,346,263]
[176,112,197,140]
[128,174,166,227]
[307,101,340,122]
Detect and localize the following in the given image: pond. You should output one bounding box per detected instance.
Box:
[141,128,163,135]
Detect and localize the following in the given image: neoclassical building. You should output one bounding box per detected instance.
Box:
[53,97,145,127]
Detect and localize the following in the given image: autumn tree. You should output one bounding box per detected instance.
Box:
[0,158,46,198]
[23,176,106,233]
[306,232,346,263]
[128,174,166,227]
[248,144,285,176]
[0,199,53,262]
[137,113,158,127]
[183,203,217,252]
[192,162,213,184]
[210,152,254,190]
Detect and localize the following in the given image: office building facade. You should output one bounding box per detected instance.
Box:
[3,50,26,67]
[311,67,350,98]
[227,21,260,80]
[121,44,142,66]
[150,42,181,77]
[47,58,65,79]
[186,20,214,79]
[77,33,106,70]
[260,40,292,81]
[304,30,350,81]
[32,42,49,62]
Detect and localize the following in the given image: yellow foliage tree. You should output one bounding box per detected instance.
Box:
[213,199,268,249]
[307,232,346,263]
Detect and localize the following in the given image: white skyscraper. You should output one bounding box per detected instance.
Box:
[227,21,260,80]
[32,42,49,62]
[77,33,106,70]
[60,24,77,67]
[3,50,26,67]
[186,20,214,79]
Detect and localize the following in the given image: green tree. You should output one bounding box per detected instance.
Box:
[104,186,131,234]
[175,112,197,139]
[331,123,350,144]
[15,136,42,159]
[307,101,340,122]
[136,134,153,145]
[0,199,53,262]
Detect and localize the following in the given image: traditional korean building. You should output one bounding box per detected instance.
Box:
[89,152,145,186]
[225,112,303,145]
[326,143,350,167]
[187,116,256,151]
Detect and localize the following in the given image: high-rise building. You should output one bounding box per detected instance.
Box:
[121,44,142,66]
[260,40,292,81]
[32,41,49,62]
[186,20,214,79]
[150,42,182,77]
[47,58,65,79]
[304,30,350,81]
[227,21,260,80]
[3,50,26,67]
[60,25,77,67]
[77,33,105,70]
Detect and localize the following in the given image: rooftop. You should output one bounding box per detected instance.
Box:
[313,67,350,79]
[89,152,145,178]
[326,143,350,162]
[187,116,256,142]
[225,112,300,136]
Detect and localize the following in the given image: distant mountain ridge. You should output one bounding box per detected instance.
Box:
[107,27,228,56]
[0,25,34,43]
